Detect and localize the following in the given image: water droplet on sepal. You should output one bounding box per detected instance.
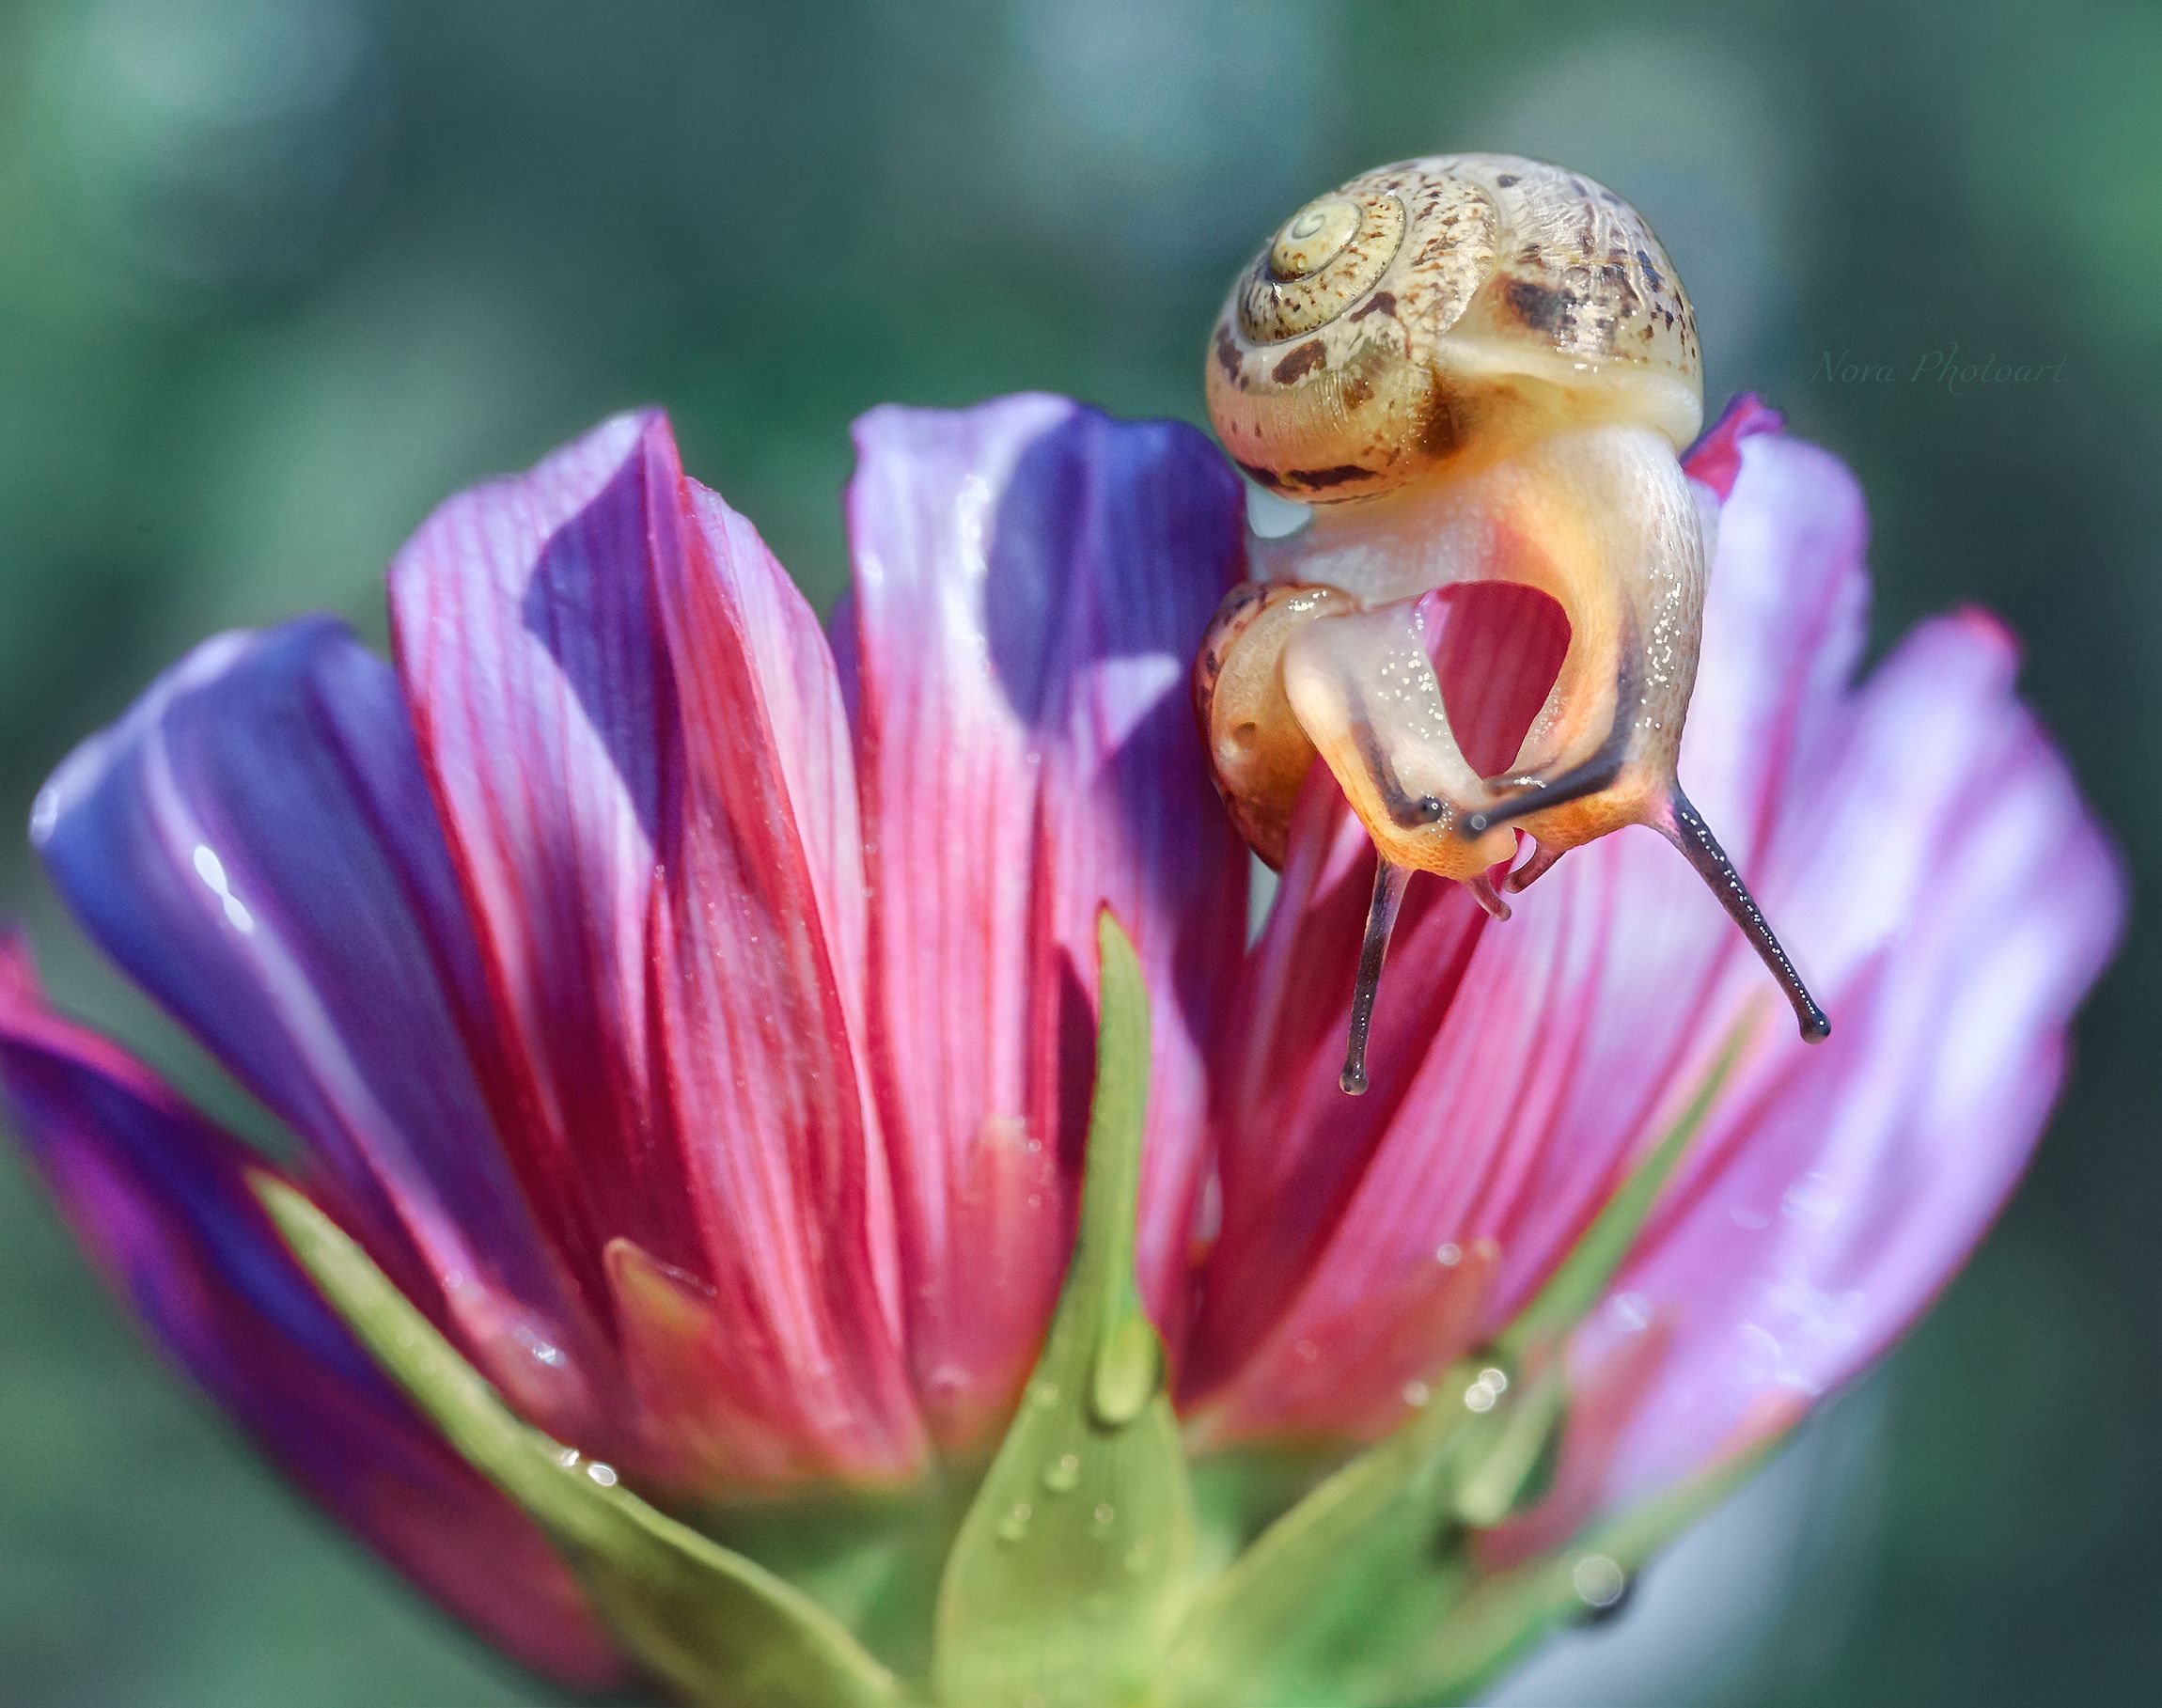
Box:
[1089,1313,1161,1427]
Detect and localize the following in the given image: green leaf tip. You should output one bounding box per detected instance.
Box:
[932,913,1195,1708]
[251,1172,912,1708]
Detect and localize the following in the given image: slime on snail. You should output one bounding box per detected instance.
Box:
[1192,154,1830,1094]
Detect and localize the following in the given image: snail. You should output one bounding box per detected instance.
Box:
[1195,154,1828,1094]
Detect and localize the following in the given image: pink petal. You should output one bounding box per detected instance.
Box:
[0,942,624,1689]
[841,396,1248,1447]
[389,411,920,1486]
[1566,610,2124,1510]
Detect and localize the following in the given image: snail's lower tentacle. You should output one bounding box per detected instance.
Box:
[1505,838,1566,893]
[1654,787,1831,1043]
[1340,857,1413,1096]
[1465,873,1512,921]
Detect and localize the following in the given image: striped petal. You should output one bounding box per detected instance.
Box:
[387,412,919,1487]
[841,397,1248,1447]
[1564,609,2124,1512]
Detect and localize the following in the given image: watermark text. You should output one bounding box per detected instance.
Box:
[1815,343,2067,396]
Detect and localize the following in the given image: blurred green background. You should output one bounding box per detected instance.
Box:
[0,1,2153,1703]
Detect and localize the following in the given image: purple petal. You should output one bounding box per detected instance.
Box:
[29,618,596,1433]
[0,943,624,1688]
[842,396,1248,1447]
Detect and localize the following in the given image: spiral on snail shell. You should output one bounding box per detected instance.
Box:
[1208,155,1703,502]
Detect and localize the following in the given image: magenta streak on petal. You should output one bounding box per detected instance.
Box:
[390,411,921,1486]
[1683,393,1786,502]
[27,618,603,1440]
[841,396,1248,1449]
[0,942,624,1689]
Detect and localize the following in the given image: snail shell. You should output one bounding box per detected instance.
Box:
[1207,154,1702,502]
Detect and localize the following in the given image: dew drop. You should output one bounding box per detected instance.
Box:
[1434,1242,1463,1267]
[1607,1291,1653,1333]
[1042,1452,1082,1494]
[1089,1317,1161,1427]
[1401,1379,1431,1409]
[995,1501,1034,1543]
[1028,1379,1062,1411]
[1464,1377,1497,1414]
[585,1461,619,1488]
[1571,1552,1628,1612]
[1092,1501,1116,1528]
[1122,1539,1156,1577]
[1479,1366,1509,1395]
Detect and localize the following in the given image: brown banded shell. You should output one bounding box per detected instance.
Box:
[1207,155,1704,501]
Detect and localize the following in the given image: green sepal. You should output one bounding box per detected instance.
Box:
[1164,1026,1750,1708]
[1378,1435,1789,1707]
[254,1174,913,1708]
[1165,1355,1507,1708]
[932,913,1195,1708]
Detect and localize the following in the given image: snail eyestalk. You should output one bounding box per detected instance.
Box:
[1657,790,1831,1043]
[1341,859,1412,1096]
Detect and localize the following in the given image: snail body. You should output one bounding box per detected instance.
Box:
[1195,155,1826,1091]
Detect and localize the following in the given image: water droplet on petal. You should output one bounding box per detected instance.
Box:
[1028,1379,1061,1410]
[1479,1366,1509,1394]
[1606,1290,1653,1333]
[1042,1452,1082,1494]
[1092,1501,1116,1528]
[1434,1242,1463,1267]
[1402,1379,1431,1409]
[995,1501,1034,1543]
[585,1461,619,1488]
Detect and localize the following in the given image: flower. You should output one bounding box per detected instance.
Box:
[0,393,2123,1705]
